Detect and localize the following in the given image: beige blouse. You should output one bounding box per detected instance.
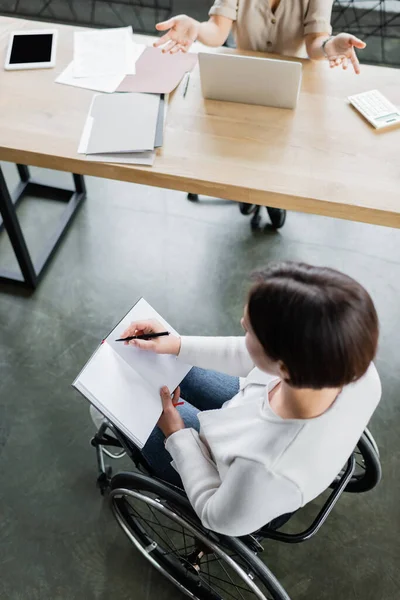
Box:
[209,0,333,57]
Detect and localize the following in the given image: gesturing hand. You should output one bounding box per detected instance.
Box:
[154,15,200,54]
[324,33,366,74]
[157,386,185,438]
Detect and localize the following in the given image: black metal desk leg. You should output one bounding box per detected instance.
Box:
[73,174,86,195]
[0,165,86,290]
[0,166,37,288]
[17,164,30,183]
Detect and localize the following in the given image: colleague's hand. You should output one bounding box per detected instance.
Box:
[154,15,200,54]
[120,319,181,355]
[157,386,185,438]
[324,33,366,74]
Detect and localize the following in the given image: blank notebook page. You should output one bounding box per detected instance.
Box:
[77,341,162,447]
[107,298,191,393]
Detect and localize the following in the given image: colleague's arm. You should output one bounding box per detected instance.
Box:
[198,16,233,46]
[154,15,233,54]
[166,428,302,536]
[303,0,366,73]
[306,32,366,74]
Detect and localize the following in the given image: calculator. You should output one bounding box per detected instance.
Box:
[348,90,400,130]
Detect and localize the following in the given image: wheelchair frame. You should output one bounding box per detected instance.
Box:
[91,421,380,599]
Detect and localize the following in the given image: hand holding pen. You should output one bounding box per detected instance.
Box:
[118,319,181,355]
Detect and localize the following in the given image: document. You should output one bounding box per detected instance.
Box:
[117,47,198,94]
[56,62,125,93]
[73,299,192,448]
[86,151,155,166]
[78,92,166,164]
[73,27,143,78]
[85,92,160,154]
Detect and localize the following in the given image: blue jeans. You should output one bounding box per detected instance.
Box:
[141,367,240,486]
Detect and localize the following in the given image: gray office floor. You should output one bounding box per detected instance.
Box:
[0,162,399,599]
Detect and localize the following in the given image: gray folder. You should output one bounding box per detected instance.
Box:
[86,92,160,155]
[154,94,165,149]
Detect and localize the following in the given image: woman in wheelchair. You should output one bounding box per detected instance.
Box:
[92,262,381,542]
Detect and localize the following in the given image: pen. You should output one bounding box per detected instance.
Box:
[182,71,190,98]
[115,331,170,342]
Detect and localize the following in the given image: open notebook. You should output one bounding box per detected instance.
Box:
[73,299,192,448]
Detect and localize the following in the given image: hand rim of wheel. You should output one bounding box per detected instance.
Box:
[110,487,271,600]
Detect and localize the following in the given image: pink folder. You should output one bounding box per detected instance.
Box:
[117,46,198,94]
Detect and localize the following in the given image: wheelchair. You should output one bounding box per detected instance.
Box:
[91,422,381,600]
[187,193,287,231]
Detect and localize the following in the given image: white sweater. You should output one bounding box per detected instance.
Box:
[165,336,381,537]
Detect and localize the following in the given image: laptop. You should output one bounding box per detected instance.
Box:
[198,52,302,110]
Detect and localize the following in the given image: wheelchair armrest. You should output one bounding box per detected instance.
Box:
[259,454,356,544]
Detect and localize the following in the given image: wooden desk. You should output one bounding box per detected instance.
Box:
[0,16,400,286]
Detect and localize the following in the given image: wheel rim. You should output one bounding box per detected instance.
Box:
[353,448,368,480]
[333,448,368,486]
[332,432,381,493]
[363,427,380,457]
[110,488,277,600]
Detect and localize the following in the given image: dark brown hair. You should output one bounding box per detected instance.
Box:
[248,262,379,389]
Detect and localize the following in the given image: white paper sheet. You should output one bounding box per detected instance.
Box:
[73,27,136,78]
[78,115,94,154]
[85,151,155,166]
[127,40,146,75]
[56,62,125,93]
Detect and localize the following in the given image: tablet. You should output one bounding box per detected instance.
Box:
[4,30,58,71]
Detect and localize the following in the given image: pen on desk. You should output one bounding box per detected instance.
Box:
[115,331,170,342]
[182,72,191,98]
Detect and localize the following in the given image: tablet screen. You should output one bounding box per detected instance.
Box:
[9,33,54,64]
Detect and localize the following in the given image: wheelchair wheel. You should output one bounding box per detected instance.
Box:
[110,472,291,600]
[332,431,381,494]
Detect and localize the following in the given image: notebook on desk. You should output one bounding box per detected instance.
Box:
[73,299,192,448]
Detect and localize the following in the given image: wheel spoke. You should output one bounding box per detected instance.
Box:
[162,544,197,557]
[205,570,257,594]
[216,555,247,600]
[117,492,279,600]
[148,504,181,555]
[126,502,174,552]
[198,571,249,600]
[128,512,184,535]
[204,552,239,565]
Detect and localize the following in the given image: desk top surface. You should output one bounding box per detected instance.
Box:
[1,16,400,228]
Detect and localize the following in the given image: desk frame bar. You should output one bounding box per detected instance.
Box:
[0,165,86,289]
